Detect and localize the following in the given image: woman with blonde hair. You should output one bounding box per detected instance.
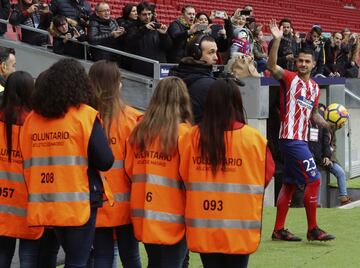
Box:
[125,76,192,268]
[89,60,142,268]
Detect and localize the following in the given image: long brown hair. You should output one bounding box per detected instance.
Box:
[198,79,246,174]
[89,60,125,138]
[129,77,192,155]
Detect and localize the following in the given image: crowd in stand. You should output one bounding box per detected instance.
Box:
[0,0,359,77]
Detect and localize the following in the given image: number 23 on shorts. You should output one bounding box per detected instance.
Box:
[303,157,316,172]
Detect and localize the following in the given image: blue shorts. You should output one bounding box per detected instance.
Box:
[279,139,320,185]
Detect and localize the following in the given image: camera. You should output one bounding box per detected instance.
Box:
[214,10,226,19]
[240,10,251,16]
[299,33,306,39]
[153,22,162,29]
[196,24,208,32]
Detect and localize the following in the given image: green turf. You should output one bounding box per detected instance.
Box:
[328,176,360,189]
[58,206,360,267]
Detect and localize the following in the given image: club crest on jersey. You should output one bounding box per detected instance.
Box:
[297,96,313,110]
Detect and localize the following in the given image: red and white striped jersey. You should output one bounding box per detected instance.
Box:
[279,70,320,141]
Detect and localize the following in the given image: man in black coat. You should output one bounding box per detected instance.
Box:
[167,5,197,63]
[0,0,10,36]
[127,2,172,77]
[50,0,92,30]
[169,35,218,123]
[87,2,124,61]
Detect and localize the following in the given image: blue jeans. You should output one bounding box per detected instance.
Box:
[19,228,60,268]
[55,208,97,268]
[0,236,16,268]
[200,253,249,268]
[93,224,141,268]
[144,237,187,268]
[328,162,347,196]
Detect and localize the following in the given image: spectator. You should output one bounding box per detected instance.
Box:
[89,60,142,268]
[194,12,229,54]
[0,47,16,104]
[308,104,351,206]
[253,28,268,73]
[9,0,51,46]
[230,28,251,56]
[167,5,197,63]
[324,32,351,77]
[20,59,114,267]
[301,25,325,77]
[267,19,335,242]
[126,77,192,268]
[88,2,125,62]
[127,2,172,76]
[116,3,138,69]
[50,0,92,30]
[268,18,300,71]
[169,35,218,124]
[49,15,86,59]
[0,0,10,36]
[178,78,274,268]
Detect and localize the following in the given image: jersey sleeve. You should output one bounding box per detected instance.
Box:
[280,70,297,91]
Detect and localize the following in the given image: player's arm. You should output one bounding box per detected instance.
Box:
[311,107,327,128]
[267,19,285,80]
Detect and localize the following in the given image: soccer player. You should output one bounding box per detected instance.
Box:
[267,19,335,242]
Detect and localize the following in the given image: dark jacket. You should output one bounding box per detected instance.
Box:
[50,0,91,28]
[9,5,51,46]
[127,21,172,77]
[167,19,191,63]
[0,0,10,35]
[169,57,216,123]
[323,39,352,77]
[49,19,86,59]
[302,39,325,76]
[87,14,120,61]
[268,33,300,71]
[308,125,332,166]
[116,17,137,70]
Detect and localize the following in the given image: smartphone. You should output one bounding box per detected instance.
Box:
[240,10,251,16]
[214,10,226,19]
[299,33,306,39]
[196,24,208,31]
[153,22,162,29]
[322,32,331,39]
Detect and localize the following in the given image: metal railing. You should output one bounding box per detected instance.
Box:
[0,18,161,79]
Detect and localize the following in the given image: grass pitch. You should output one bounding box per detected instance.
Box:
[142,206,360,268]
[59,206,360,268]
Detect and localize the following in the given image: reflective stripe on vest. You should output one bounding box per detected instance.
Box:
[185,182,264,194]
[132,208,184,224]
[0,170,24,182]
[132,174,184,189]
[186,218,261,229]
[23,156,87,169]
[0,204,26,217]
[111,160,124,169]
[114,192,130,202]
[29,192,90,202]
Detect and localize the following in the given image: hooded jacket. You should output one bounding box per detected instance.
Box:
[169,57,216,123]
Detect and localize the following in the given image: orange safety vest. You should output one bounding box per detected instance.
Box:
[20,104,99,227]
[179,125,268,254]
[125,123,190,245]
[96,106,142,227]
[0,122,44,239]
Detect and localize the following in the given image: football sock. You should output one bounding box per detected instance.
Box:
[304,179,320,230]
[274,183,297,230]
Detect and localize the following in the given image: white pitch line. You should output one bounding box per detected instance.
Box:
[338,199,360,209]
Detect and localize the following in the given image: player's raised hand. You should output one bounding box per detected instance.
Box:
[269,19,283,40]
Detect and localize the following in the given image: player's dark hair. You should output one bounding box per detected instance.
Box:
[299,48,316,60]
